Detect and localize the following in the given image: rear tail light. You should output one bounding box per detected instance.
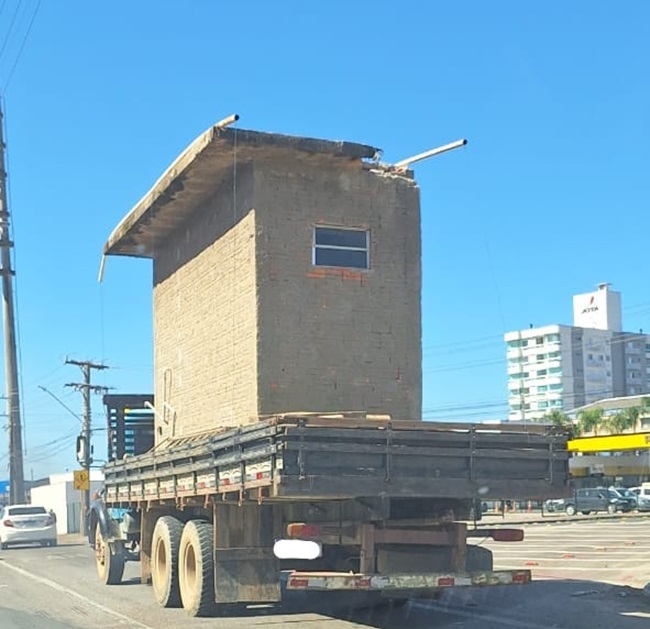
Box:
[2,519,14,527]
[286,523,322,539]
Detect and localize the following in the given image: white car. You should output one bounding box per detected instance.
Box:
[629,486,650,512]
[0,504,58,549]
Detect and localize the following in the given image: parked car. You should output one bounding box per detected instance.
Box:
[608,486,639,510]
[544,497,567,512]
[629,485,650,512]
[0,504,57,549]
[562,487,633,516]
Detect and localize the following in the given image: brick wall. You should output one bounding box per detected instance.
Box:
[151,152,422,444]
[254,156,422,420]
[152,166,258,442]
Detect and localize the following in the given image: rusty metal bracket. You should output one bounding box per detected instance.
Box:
[297,418,306,479]
[385,422,393,482]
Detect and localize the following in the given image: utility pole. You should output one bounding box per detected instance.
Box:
[0,100,24,505]
[65,359,108,534]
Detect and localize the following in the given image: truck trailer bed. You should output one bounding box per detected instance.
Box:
[103,415,570,504]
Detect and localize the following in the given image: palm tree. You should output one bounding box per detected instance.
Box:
[576,407,604,436]
[542,409,577,436]
[544,409,571,427]
[604,408,638,434]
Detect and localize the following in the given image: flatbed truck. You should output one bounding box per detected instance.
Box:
[90,410,569,616]
[89,120,571,616]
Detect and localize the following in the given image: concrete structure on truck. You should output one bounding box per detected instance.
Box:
[90,119,571,617]
[103,123,422,438]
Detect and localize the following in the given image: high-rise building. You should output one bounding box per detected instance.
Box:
[572,282,622,332]
[504,284,650,421]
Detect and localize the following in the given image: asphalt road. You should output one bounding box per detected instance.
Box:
[0,517,648,629]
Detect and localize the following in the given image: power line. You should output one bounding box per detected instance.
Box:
[421,301,650,360]
[0,0,22,66]
[3,0,41,91]
[37,385,82,423]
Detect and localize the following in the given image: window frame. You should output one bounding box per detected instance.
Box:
[312,225,370,270]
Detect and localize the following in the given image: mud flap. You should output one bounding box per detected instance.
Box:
[214,547,280,603]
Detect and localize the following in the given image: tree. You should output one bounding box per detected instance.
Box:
[544,409,571,427]
[576,407,604,436]
[542,409,577,435]
[605,408,638,434]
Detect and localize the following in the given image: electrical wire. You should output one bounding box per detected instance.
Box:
[424,357,505,374]
[3,0,41,91]
[21,363,65,389]
[29,429,77,451]
[0,0,22,65]
[422,329,650,376]
[423,317,650,357]
[37,385,82,423]
[26,436,76,464]
[421,384,644,417]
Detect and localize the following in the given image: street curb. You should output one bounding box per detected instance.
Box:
[476,511,650,527]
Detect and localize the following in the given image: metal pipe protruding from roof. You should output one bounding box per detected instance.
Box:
[394,138,467,170]
[97,254,106,283]
[215,113,240,129]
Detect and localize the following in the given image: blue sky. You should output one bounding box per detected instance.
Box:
[0,1,648,478]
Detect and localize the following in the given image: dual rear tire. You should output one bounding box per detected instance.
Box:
[151,516,184,607]
[178,520,215,617]
[151,516,214,617]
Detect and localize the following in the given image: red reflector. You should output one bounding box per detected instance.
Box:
[438,577,455,587]
[256,472,264,480]
[512,572,530,584]
[286,523,322,539]
[289,578,309,588]
[491,529,524,542]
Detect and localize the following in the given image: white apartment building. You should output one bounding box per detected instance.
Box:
[505,284,650,421]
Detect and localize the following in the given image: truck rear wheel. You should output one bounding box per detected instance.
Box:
[95,522,125,585]
[179,520,214,617]
[151,515,184,607]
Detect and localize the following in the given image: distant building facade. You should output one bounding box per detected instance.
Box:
[505,284,650,421]
[568,394,650,431]
[30,471,104,535]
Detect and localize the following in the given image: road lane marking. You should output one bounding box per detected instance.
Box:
[496,549,650,555]
[412,601,571,629]
[0,561,154,629]
[621,612,650,619]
